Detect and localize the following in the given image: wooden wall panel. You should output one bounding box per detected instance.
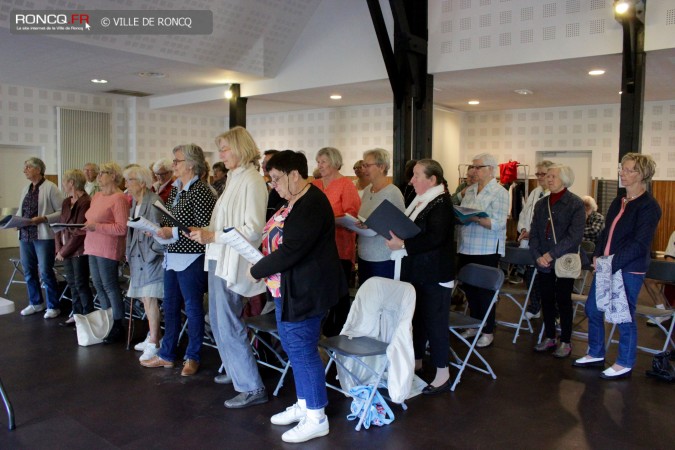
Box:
[651,181,675,252]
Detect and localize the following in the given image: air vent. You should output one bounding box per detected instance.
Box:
[104,89,152,97]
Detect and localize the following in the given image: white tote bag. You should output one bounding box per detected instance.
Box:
[74,309,113,346]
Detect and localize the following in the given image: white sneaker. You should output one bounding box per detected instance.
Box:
[139,343,160,362]
[271,402,306,426]
[476,333,494,348]
[134,334,151,351]
[43,308,60,319]
[20,303,45,316]
[460,328,478,339]
[281,417,329,443]
[525,310,541,320]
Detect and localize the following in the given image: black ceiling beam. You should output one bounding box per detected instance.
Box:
[228,83,247,129]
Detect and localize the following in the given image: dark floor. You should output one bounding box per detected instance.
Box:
[0,247,674,450]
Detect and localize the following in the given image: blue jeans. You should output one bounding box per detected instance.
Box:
[208,261,264,392]
[89,256,124,320]
[160,255,207,362]
[19,239,59,309]
[358,258,395,284]
[275,298,327,410]
[62,255,94,315]
[585,272,644,368]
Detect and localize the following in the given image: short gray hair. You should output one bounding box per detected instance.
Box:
[536,160,555,171]
[83,162,99,173]
[549,164,575,187]
[363,148,391,175]
[25,157,46,176]
[63,169,86,191]
[582,195,598,212]
[472,153,498,173]
[124,165,154,188]
[316,147,343,170]
[173,144,207,177]
[153,158,173,174]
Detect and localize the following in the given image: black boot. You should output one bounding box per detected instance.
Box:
[103,320,124,344]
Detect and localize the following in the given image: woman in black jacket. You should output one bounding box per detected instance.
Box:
[386,159,455,395]
[250,150,345,444]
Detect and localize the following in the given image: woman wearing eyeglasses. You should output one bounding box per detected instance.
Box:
[352,160,369,198]
[141,144,216,377]
[189,127,269,408]
[83,161,129,343]
[151,158,175,203]
[357,148,405,283]
[124,166,165,362]
[574,153,661,379]
[457,153,509,348]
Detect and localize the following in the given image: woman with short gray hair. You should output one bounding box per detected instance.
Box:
[529,164,585,358]
[18,157,64,318]
[55,169,93,326]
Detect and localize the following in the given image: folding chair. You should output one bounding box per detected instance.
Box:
[496,246,537,343]
[448,264,504,391]
[607,259,675,355]
[319,277,416,431]
[4,258,26,295]
[244,312,291,396]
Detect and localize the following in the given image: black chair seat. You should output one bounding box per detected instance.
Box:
[244,313,278,333]
[319,335,388,357]
[448,311,482,329]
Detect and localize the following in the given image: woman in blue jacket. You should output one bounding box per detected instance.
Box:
[574,153,661,379]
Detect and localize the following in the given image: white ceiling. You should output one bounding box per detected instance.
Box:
[1,0,674,117]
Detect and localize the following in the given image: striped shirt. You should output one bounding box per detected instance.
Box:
[458,178,509,256]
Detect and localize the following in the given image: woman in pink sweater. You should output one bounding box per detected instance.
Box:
[83,161,129,344]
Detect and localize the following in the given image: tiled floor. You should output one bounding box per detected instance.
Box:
[1,247,674,449]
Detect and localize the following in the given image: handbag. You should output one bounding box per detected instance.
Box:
[74,308,113,346]
[547,200,582,279]
[645,351,675,382]
[347,385,395,429]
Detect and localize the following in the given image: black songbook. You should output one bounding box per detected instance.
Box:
[364,199,421,240]
[152,201,190,235]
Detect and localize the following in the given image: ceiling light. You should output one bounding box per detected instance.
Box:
[468,100,480,105]
[224,89,233,99]
[330,94,342,100]
[588,69,606,76]
[137,72,166,79]
[91,79,108,84]
[614,1,630,14]
[514,89,533,95]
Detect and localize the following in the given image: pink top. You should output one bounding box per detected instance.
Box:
[84,192,129,261]
[312,176,361,262]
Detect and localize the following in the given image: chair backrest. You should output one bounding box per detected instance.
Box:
[501,246,535,266]
[457,263,505,292]
[344,277,416,344]
[646,259,675,283]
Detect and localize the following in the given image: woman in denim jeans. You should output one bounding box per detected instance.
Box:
[251,150,346,444]
[574,153,662,379]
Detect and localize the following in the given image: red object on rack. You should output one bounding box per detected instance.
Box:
[499,160,519,184]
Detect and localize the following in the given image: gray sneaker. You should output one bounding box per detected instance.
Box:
[534,338,557,352]
[224,388,268,409]
[214,374,232,384]
[553,342,572,358]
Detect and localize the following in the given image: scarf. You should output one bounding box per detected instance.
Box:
[405,184,445,221]
[595,255,632,324]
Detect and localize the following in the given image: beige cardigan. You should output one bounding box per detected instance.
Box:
[17,179,64,240]
[204,163,268,297]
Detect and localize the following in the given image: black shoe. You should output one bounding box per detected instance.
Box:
[422,380,451,395]
[103,323,123,344]
[224,389,268,408]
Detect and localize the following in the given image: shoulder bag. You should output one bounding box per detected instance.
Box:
[74,308,113,346]
[547,200,582,279]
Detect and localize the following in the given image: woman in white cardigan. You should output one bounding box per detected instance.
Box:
[190,126,269,409]
[17,157,64,318]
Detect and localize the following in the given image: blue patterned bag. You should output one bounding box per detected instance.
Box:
[347,385,395,429]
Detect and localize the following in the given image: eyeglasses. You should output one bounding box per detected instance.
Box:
[467,165,488,170]
[125,178,139,182]
[154,171,170,176]
[535,172,547,177]
[172,159,185,165]
[618,166,639,175]
[99,170,112,175]
[361,163,379,168]
[269,173,287,187]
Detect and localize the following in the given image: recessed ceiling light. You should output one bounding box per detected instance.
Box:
[137,72,166,79]
[588,69,606,76]
[330,94,342,100]
[514,89,533,95]
[91,79,108,84]
[614,1,630,14]
[468,100,480,105]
